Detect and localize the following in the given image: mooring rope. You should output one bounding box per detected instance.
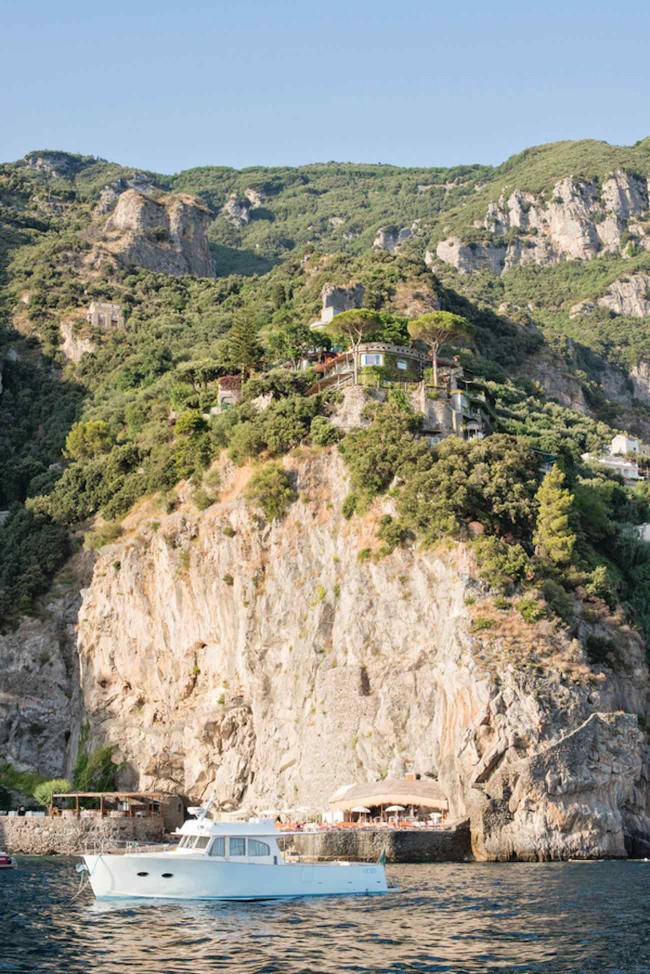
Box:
[71,850,103,900]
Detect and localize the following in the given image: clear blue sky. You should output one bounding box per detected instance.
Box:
[2,0,649,174]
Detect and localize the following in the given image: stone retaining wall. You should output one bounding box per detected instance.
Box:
[281,823,471,863]
[1,818,472,862]
[0,816,165,855]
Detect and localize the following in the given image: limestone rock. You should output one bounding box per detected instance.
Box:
[526,355,588,412]
[0,586,82,777]
[601,170,648,223]
[244,187,267,208]
[59,321,96,363]
[222,192,250,226]
[437,169,650,275]
[569,299,596,319]
[630,360,650,404]
[22,151,91,178]
[102,190,215,277]
[312,282,365,326]
[484,201,509,234]
[94,185,120,216]
[373,225,415,253]
[436,237,507,275]
[470,713,645,861]
[598,274,650,317]
[392,281,441,318]
[67,450,650,859]
[571,273,650,322]
[545,177,601,259]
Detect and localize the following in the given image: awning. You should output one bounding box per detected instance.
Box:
[329,778,448,812]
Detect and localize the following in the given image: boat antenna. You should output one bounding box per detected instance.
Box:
[196,790,218,821]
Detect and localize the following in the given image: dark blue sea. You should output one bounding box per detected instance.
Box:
[0,857,649,973]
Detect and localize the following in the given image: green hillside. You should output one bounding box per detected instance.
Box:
[2,141,650,659]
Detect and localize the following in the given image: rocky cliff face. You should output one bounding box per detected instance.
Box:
[436,170,650,274]
[61,450,650,860]
[571,273,650,319]
[101,190,215,277]
[222,192,251,226]
[373,225,416,253]
[59,320,96,363]
[0,581,83,777]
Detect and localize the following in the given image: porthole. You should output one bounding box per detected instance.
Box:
[161,873,173,878]
[137,872,149,877]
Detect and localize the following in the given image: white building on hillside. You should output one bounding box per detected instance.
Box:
[611,434,640,456]
[583,434,649,484]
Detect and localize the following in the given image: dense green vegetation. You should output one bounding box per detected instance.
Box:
[0,732,118,808]
[0,762,45,801]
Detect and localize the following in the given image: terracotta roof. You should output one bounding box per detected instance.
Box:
[329,778,448,810]
[218,374,242,390]
[315,353,349,374]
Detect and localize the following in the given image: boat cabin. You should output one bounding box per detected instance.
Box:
[173,820,282,864]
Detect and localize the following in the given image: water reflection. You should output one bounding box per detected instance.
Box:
[1,858,648,973]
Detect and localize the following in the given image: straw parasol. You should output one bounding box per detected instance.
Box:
[351,806,372,814]
[385,805,406,812]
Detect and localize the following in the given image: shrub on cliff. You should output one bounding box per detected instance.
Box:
[474,536,531,592]
[228,396,325,463]
[0,507,69,619]
[65,420,114,460]
[398,435,539,544]
[245,463,296,521]
[73,732,119,792]
[339,402,432,496]
[33,778,71,807]
[173,410,214,480]
[309,415,341,447]
[0,763,45,799]
[242,367,313,400]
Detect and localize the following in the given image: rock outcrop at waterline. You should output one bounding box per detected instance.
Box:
[67,450,650,861]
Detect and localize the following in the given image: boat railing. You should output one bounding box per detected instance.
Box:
[83,838,173,856]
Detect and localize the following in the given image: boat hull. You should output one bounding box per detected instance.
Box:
[83,853,389,900]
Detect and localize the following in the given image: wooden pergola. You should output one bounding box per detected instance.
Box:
[49,791,166,819]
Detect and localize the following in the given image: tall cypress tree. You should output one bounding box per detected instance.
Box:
[224,309,262,377]
[533,465,576,571]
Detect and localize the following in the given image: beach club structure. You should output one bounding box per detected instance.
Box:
[327,777,449,826]
[48,792,185,830]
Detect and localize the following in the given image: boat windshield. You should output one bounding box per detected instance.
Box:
[177,835,211,851]
[175,834,275,857]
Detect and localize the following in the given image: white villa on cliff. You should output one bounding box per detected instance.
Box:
[583,434,650,484]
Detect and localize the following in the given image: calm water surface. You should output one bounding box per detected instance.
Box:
[1,857,649,973]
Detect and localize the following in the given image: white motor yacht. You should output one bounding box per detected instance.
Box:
[81,798,388,900]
